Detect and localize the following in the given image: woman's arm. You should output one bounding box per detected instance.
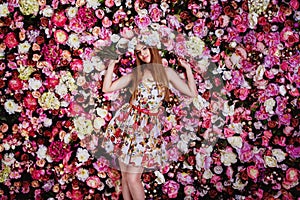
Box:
[102,59,132,93]
[166,58,198,97]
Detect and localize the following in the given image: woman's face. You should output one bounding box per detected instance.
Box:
[135,44,151,63]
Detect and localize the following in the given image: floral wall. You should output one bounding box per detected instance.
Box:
[0,0,299,199]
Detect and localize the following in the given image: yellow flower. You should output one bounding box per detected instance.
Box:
[19,0,39,15]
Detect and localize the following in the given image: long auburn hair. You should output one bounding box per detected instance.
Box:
[130,46,169,100]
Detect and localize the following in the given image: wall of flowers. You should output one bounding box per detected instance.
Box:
[0,0,299,199]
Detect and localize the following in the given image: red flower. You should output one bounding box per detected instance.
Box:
[4,32,19,49]
[51,11,68,27]
[8,77,23,91]
[24,93,38,110]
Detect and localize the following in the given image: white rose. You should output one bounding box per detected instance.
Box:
[195,153,205,171]
[94,117,105,130]
[76,148,90,163]
[42,5,54,17]
[154,171,165,184]
[36,145,47,159]
[18,41,31,54]
[264,98,276,114]
[193,95,209,110]
[255,65,265,81]
[55,83,68,97]
[221,151,237,166]
[110,34,120,43]
[264,156,277,167]
[28,78,42,90]
[66,7,78,18]
[177,141,189,154]
[4,99,19,115]
[222,71,232,80]
[86,0,100,9]
[0,3,9,17]
[222,102,234,116]
[228,123,243,134]
[248,12,258,29]
[43,118,52,127]
[279,85,287,96]
[272,149,286,163]
[227,136,243,149]
[203,169,213,179]
[96,108,108,118]
[76,168,89,181]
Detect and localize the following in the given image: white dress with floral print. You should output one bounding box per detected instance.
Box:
[102,79,167,169]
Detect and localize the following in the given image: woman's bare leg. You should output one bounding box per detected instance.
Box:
[119,161,132,200]
[126,165,145,200]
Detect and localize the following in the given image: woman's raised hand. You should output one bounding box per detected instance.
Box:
[178,57,191,69]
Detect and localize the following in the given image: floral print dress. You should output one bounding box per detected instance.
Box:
[102,79,167,169]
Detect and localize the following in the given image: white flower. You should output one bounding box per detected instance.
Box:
[76,148,90,163]
[272,149,286,163]
[0,3,9,17]
[154,171,165,184]
[114,0,122,7]
[222,102,234,116]
[116,38,130,50]
[203,169,213,179]
[18,41,31,54]
[4,99,19,115]
[264,98,276,114]
[228,123,243,134]
[186,36,205,57]
[76,168,89,181]
[222,71,232,80]
[38,91,60,110]
[73,117,93,139]
[66,7,78,18]
[248,12,258,29]
[55,83,68,97]
[43,118,52,127]
[230,53,241,68]
[110,34,121,43]
[227,136,243,149]
[67,33,80,49]
[86,0,100,9]
[94,117,105,130]
[221,150,237,166]
[83,60,94,73]
[177,140,189,154]
[36,145,47,159]
[42,5,54,17]
[279,85,287,96]
[254,65,265,81]
[2,153,16,166]
[264,156,277,167]
[215,29,224,38]
[28,78,42,90]
[193,95,209,110]
[195,153,205,170]
[233,177,248,190]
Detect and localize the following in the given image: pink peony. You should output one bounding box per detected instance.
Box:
[162,180,180,199]
[8,77,23,91]
[102,16,112,28]
[69,18,86,33]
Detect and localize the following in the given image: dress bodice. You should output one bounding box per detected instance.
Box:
[130,79,166,112]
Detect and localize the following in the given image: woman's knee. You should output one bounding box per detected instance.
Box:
[126,173,142,185]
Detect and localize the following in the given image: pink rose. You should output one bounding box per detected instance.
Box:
[224,128,235,138]
[86,176,101,189]
[134,15,151,29]
[162,180,180,199]
[105,0,114,7]
[51,11,67,27]
[102,16,112,28]
[95,9,105,19]
[4,32,19,49]
[54,29,68,44]
[247,166,259,179]
[184,185,195,196]
[113,10,127,24]
[70,59,83,71]
[286,168,298,182]
[149,4,162,22]
[69,18,86,33]
[290,0,299,10]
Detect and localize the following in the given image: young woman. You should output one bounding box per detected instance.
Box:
[102,43,197,200]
